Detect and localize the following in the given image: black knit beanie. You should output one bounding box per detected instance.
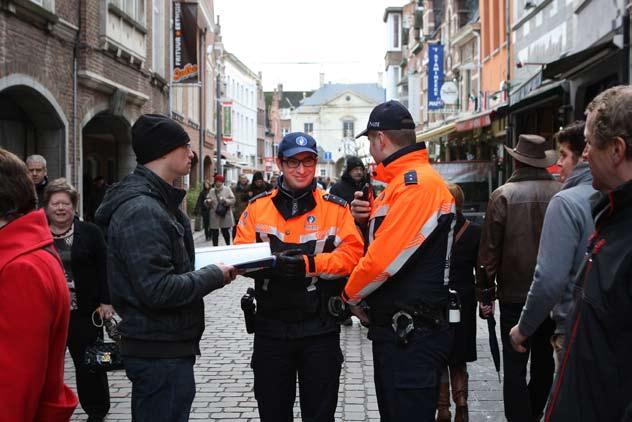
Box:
[132,114,190,164]
[252,171,264,182]
[346,156,365,172]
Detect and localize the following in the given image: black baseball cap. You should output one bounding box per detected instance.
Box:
[278,132,318,158]
[355,100,416,138]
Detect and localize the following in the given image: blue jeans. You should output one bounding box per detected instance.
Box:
[124,356,196,422]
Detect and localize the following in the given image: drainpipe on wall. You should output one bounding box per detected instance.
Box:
[199,29,206,186]
[73,1,81,192]
[624,6,630,84]
[504,0,512,184]
[473,29,481,112]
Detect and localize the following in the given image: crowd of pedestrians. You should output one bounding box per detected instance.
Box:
[1,85,631,422]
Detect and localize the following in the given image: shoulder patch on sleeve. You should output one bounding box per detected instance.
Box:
[322,193,348,207]
[404,170,418,185]
[249,190,273,203]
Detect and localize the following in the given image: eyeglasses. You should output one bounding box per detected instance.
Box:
[283,157,317,168]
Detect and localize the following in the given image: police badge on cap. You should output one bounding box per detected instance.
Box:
[278,132,318,158]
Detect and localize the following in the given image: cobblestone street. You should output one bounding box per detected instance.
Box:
[67,234,505,421]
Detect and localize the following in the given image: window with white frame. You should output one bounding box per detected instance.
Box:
[304,123,314,134]
[320,169,326,177]
[152,0,165,76]
[30,0,54,12]
[343,121,354,138]
[109,0,145,24]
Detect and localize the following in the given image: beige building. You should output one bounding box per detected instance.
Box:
[291,83,385,177]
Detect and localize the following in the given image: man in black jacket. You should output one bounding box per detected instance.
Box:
[545,85,632,422]
[95,114,236,422]
[329,156,369,204]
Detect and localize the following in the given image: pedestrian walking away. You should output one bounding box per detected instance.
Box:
[94,114,237,422]
[509,121,597,375]
[235,131,364,422]
[478,134,561,422]
[0,148,78,421]
[43,178,114,422]
[343,100,456,422]
[545,85,632,422]
[437,183,481,422]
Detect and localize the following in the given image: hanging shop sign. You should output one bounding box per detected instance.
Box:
[440,81,458,105]
[172,1,199,84]
[427,44,445,110]
[222,101,233,142]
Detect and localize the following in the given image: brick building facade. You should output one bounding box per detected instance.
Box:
[0,0,223,215]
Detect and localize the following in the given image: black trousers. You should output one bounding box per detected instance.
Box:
[371,325,452,422]
[67,313,110,418]
[500,303,555,422]
[251,332,343,422]
[209,227,231,246]
[202,212,211,240]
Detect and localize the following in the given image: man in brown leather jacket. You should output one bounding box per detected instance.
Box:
[477,134,561,422]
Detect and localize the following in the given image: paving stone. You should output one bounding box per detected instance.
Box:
[65,234,507,420]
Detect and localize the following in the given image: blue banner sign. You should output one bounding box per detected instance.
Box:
[428,44,444,110]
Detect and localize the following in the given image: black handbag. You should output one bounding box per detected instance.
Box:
[214,190,229,217]
[215,202,228,217]
[84,311,124,372]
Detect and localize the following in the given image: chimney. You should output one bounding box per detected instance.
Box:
[319,72,325,87]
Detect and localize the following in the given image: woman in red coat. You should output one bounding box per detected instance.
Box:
[0,148,78,421]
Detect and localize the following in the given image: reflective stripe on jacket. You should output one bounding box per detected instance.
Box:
[235,186,364,338]
[343,143,456,309]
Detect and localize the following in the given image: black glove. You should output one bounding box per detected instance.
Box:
[274,249,307,279]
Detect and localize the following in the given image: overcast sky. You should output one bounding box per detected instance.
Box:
[214,0,407,92]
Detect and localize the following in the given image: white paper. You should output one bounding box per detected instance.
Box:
[194,242,273,270]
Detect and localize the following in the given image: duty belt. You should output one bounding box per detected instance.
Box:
[369,302,447,345]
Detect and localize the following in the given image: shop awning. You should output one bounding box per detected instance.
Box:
[509,77,569,113]
[543,40,618,80]
[416,122,456,142]
[455,111,492,132]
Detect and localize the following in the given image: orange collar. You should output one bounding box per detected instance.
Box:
[373,143,429,184]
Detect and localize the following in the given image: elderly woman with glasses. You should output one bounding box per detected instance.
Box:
[43,178,113,422]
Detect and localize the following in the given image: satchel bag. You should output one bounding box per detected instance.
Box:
[84,311,124,372]
[214,190,229,217]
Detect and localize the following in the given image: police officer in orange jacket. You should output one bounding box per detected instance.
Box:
[342,101,456,422]
[235,132,364,422]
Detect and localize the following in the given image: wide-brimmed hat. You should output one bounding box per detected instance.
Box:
[504,134,557,168]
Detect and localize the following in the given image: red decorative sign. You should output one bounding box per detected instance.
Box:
[455,114,491,132]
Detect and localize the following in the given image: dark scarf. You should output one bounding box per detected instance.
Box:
[272,175,317,220]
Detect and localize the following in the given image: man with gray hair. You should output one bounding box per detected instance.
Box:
[26,154,48,207]
[545,85,632,422]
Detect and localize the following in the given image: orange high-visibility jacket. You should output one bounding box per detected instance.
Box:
[342,143,456,307]
[235,188,364,282]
